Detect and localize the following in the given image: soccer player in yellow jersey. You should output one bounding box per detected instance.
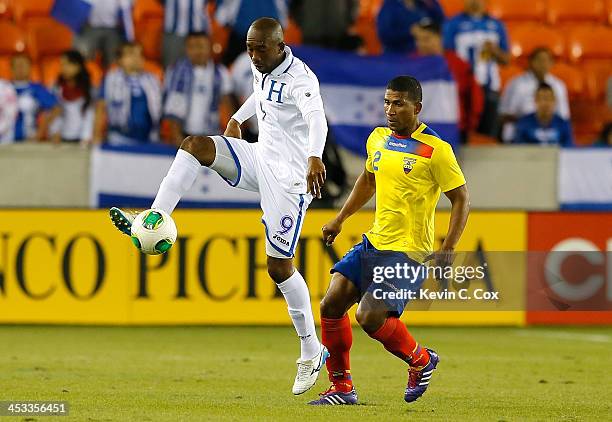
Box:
[309,76,470,406]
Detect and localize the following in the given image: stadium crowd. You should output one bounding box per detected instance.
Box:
[0,0,609,147]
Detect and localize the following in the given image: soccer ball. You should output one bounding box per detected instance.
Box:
[130,209,177,255]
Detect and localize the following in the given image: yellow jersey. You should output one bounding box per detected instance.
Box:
[364,123,466,259]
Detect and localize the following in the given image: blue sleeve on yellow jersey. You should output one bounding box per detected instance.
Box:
[430,142,466,192]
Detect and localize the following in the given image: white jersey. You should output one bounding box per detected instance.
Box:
[250,46,325,194]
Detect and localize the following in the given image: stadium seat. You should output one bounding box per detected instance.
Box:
[550,62,585,100]
[439,0,464,17]
[0,56,10,79]
[358,0,383,18]
[0,0,13,20]
[284,18,302,46]
[488,0,545,23]
[351,14,382,55]
[0,22,26,55]
[12,0,53,26]
[133,0,163,26]
[508,24,566,61]
[571,100,611,144]
[135,19,163,61]
[567,25,612,62]
[499,63,523,90]
[26,20,73,60]
[583,61,612,101]
[547,0,605,25]
[210,16,229,61]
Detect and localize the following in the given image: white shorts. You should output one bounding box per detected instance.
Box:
[210,136,312,259]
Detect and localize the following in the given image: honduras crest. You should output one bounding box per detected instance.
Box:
[403,157,417,174]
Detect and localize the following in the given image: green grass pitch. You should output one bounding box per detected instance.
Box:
[1,326,610,421]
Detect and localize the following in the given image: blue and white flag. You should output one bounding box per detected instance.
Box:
[90,144,260,208]
[51,0,92,33]
[51,0,134,41]
[293,46,460,155]
[559,148,612,210]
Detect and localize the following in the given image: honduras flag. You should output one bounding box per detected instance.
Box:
[51,0,134,41]
[51,0,92,33]
[293,46,460,155]
[90,144,260,208]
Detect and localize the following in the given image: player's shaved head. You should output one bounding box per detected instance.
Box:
[246,17,286,74]
[249,17,284,44]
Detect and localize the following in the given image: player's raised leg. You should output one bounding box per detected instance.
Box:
[308,273,360,406]
[355,303,439,403]
[110,135,251,235]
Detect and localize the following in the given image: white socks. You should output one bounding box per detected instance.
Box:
[151,149,201,213]
[277,270,321,361]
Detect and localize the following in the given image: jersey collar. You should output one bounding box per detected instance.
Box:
[392,123,426,140]
[269,46,294,77]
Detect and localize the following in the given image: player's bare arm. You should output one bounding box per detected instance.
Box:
[307,156,326,199]
[322,169,375,245]
[435,184,470,267]
[224,118,242,139]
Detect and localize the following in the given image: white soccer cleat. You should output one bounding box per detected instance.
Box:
[292,345,330,395]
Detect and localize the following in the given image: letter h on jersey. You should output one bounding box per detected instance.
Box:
[267,80,286,104]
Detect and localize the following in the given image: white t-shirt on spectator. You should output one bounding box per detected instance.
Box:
[0,79,18,143]
[500,71,570,119]
[184,63,231,135]
[499,71,570,142]
[88,0,125,28]
[50,96,94,142]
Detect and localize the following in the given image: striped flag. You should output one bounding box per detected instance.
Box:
[293,46,460,154]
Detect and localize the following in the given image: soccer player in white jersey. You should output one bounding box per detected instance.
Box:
[109,17,329,395]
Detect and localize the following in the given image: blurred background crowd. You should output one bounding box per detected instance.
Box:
[0,0,610,148]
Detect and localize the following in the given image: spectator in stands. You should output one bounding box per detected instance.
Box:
[0,79,18,144]
[160,0,210,67]
[377,0,444,54]
[93,43,162,146]
[513,83,573,147]
[74,0,134,68]
[229,51,257,142]
[216,0,289,65]
[499,47,570,143]
[443,0,509,137]
[291,0,361,50]
[163,32,233,146]
[414,20,483,143]
[10,54,59,142]
[595,123,612,147]
[49,50,95,144]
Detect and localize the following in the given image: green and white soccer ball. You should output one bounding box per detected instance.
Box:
[130,209,177,255]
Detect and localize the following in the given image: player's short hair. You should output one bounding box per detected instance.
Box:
[187,31,209,40]
[535,82,555,95]
[416,18,441,35]
[386,76,423,103]
[528,47,553,62]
